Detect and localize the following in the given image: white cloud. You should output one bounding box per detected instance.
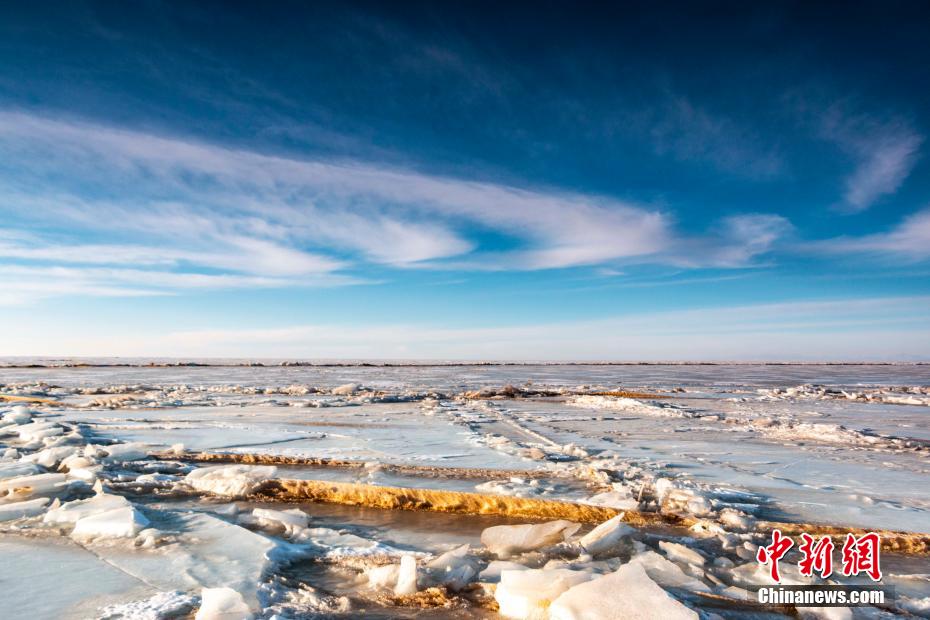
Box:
[820,109,922,212]
[710,214,793,266]
[844,132,921,211]
[0,110,799,306]
[818,207,930,259]
[0,236,342,276]
[0,110,671,273]
[0,264,361,305]
[659,213,792,269]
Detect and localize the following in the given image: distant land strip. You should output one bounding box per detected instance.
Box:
[1,360,927,368]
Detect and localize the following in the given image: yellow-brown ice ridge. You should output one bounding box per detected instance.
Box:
[175,452,930,555]
[256,478,683,526]
[0,394,58,405]
[246,479,930,555]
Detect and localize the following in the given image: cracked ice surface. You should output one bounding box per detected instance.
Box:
[1,362,929,618]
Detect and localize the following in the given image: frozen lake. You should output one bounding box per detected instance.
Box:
[1,362,928,618]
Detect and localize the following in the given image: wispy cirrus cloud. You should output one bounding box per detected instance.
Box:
[816,207,930,260]
[0,234,343,276]
[0,110,794,303]
[668,213,793,268]
[650,97,784,180]
[0,110,669,269]
[0,263,362,306]
[819,108,922,212]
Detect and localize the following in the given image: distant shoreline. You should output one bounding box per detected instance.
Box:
[1,359,927,369]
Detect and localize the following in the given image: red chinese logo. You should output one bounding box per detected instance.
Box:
[757,530,882,583]
[798,533,834,578]
[841,532,882,582]
[756,529,794,582]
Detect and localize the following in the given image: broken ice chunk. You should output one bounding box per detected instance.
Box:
[659,541,706,566]
[100,442,149,463]
[628,550,710,592]
[718,507,755,531]
[71,505,150,540]
[478,560,530,583]
[394,555,418,596]
[44,493,132,524]
[332,383,361,395]
[66,466,101,484]
[194,587,252,620]
[481,520,581,558]
[0,461,41,480]
[2,405,33,425]
[0,497,49,521]
[185,465,277,497]
[578,515,635,556]
[581,490,639,511]
[59,454,96,471]
[495,567,595,619]
[425,544,480,591]
[29,446,79,469]
[252,507,309,534]
[0,472,71,500]
[134,473,179,487]
[98,591,198,620]
[14,421,63,443]
[549,562,698,620]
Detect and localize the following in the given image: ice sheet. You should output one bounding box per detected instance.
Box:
[0,538,154,619]
[2,362,929,618]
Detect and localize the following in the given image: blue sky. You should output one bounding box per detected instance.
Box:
[0,1,929,360]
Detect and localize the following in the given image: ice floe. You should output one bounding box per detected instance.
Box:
[185,465,277,497]
[0,496,49,521]
[481,520,582,558]
[71,504,150,540]
[423,543,480,591]
[578,515,634,556]
[548,562,698,620]
[495,567,596,619]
